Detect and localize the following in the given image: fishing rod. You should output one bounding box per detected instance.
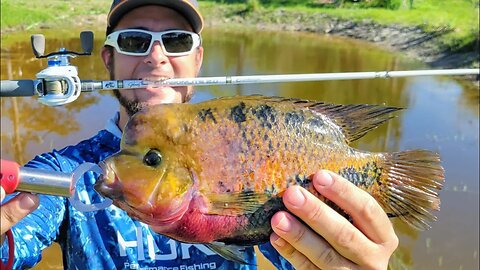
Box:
[94,69,478,87]
[1,31,478,106]
[4,68,479,92]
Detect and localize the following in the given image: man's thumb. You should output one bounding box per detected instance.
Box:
[1,193,39,234]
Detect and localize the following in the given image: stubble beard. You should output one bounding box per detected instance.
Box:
[108,56,146,117]
[113,88,145,117]
[108,53,195,117]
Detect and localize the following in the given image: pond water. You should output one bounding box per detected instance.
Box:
[1,27,478,269]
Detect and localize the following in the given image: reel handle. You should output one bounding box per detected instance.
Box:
[80,31,94,54]
[31,34,45,58]
[0,80,37,97]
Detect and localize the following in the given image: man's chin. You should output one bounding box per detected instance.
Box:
[142,87,183,104]
[115,87,188,116]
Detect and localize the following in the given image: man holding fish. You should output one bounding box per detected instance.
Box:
[1,0,406,269]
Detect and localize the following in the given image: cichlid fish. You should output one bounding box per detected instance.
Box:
[95,95,444,263]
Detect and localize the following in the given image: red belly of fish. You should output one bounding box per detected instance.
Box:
[155,207,248,243]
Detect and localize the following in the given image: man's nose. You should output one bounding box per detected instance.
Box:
[144,40,168,65]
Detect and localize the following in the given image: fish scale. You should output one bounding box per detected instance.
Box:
[96,95,444,264]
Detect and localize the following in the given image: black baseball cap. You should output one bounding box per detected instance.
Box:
[106,0,204,35]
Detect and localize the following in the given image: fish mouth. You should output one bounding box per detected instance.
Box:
[94,177,124,201]
[95,162,193,228]
[94,161,124,201]
[95,174,189,227]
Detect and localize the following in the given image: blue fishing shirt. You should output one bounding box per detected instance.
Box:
[0,114,293,270]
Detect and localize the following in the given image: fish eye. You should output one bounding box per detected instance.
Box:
[143,149,162,167]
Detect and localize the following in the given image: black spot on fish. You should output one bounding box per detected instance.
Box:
[230,102,247,124]
[362,162,380,187]
[295,174,310,188]
[252,104,276,128]
[198,108,217,123]
[308,117,324,130]
[264,184,275,195]
[241,130,252,149]
[339,166,362,186]
[270,184,277,194]
[242,130,248,141]
[285,111,304,125]
[218,181,226,191]
[339,163,379,188]
[360,163,370,183]
[218,197,285,245]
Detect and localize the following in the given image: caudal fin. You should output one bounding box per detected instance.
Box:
[377,150,444,230]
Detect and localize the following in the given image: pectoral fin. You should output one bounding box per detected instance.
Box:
[204,192,271,216]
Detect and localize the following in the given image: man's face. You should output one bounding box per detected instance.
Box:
[102,5,203,116]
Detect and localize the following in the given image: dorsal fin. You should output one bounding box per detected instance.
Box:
[306,102,402,143]
[210,95,402,143]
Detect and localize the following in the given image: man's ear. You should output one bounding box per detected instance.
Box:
[101,46,113,72]
[194,46,204,76]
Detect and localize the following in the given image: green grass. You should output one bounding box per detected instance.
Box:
[312,0,479,48]
[1,1,56,29]
[1,0,478,49]
[202,0,479,49]
[0,0,110,29]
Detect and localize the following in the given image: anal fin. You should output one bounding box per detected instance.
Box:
[205,242,255,265]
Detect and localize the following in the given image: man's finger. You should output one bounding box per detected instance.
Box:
[271,212,358,270]
[312,170,397,245]
[280,185,375,266]
[1,193,39,235]
[1,187,5,202]
[270,232,317,270]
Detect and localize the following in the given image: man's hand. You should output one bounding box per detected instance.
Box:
[1,187,39,243]
[270,170,398,269]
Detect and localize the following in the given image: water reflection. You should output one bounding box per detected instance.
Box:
[0,27,478,269]
[1,30,121,164]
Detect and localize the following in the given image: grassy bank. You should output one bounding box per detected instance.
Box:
[1,0,478,63]
[309,0,479,49]
[201,0,479,50]
[0,0,108,30]
[1,0,478,47]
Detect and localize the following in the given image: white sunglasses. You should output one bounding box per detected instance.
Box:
[104,29,201,56]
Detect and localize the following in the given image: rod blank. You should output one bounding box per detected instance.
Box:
[1,69,478,98]
[93,69,480,89]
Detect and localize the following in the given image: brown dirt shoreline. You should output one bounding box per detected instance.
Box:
[5,8,479,83]
[202,7,479,83]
